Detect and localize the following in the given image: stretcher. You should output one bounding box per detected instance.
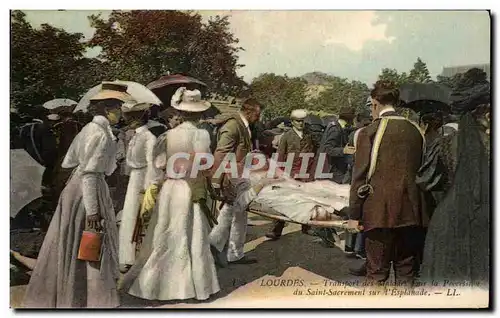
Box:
[247,202,356,230]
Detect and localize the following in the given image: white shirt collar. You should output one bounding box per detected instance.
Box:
[135,124,149,134]
[92,115,110,128]
[292,127,303,139]
[379,107,396,117]
[92,115,116,141]
[177,121,197,129]
[239,112,250,128]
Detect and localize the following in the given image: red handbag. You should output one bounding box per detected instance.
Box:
[77,230,103,262]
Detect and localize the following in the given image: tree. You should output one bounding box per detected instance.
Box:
[88,10,246,96]
[312,76,370,114]
[436,67,488,91]
[249,73,309,119]
[408,57,432,83]
[10,10,101,111]
[377,68,409,86]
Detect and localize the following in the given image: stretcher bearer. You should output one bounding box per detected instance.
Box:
[118,101,158,273]
[209,98,263,266]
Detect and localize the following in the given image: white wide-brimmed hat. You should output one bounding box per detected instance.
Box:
[171,87,211,112]
[121,100,152,113]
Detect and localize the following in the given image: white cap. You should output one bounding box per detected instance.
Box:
[121,101,152,113]
[291,109,308,119]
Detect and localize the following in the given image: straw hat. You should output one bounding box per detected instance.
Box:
[90,82,133,102]
[171,87,211,112]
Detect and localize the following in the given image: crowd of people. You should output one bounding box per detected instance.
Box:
[14,68,490,308]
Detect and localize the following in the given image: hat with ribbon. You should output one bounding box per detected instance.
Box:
[90,82,133,103]
[171,87,211,112]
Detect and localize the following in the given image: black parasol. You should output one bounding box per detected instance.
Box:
[399,83,452,114]
[304,114,324,127]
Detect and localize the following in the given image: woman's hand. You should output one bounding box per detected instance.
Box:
[87,214,103,232]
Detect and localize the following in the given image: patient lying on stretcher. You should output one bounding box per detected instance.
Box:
[233,157,350,224]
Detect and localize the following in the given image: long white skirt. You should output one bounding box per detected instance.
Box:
[120,179,220,301]
[22,172,119,308]
[119,167,146,265]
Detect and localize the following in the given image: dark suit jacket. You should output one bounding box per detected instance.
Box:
[349,111,429,231]
[314,121,353,183]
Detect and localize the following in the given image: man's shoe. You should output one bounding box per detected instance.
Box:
[265,232,281,240]
[348,262,367,276]
[345,252,358,259]
[356,253,367,260]
[211,245,228,268]
[315,228,336,248]
[228,256,258,265]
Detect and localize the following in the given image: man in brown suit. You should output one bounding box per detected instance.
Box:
[349,81,429,285]
[265,109,316,240]
[209,98,262,266]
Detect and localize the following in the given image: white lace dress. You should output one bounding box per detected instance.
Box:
[120,121,220,301]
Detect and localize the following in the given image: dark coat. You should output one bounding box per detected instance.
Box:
[420,113,490,285]
[314,121,353,183]
[349,111,429,231]
[277,128,316,179]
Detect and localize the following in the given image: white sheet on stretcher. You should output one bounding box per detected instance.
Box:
[252,180,350,224]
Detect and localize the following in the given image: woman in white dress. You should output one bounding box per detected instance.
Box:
[118,101,158,273]
[22,84,131,308]
[120,87,220,301]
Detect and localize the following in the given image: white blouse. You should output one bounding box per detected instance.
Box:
[153,121,211,177]
[61,115,118,217]
[62,115,118,175]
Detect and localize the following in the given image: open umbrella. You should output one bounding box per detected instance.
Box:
[74,81,162,113]
[304,114,324,127]
[10,149,45,218]
[399,83,452,114]
[43,98,78,111]
[147,74,208,109]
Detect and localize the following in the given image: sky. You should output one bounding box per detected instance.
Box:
[23,10,491,85]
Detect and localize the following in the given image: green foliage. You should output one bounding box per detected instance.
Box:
[312,77,370,114]
[10,10,101,111]
[408,57,433,83]
[250,72,369,120]
[377,57,433,87]
[249,73,309,120]
[377,68,409,86]
[437,67,488,92]
[88,10,246,96]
